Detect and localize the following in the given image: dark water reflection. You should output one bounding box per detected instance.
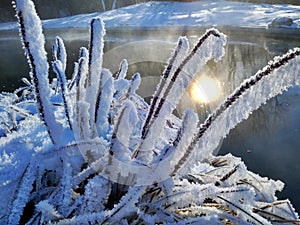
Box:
[1,27,300,211]
[0,38,28,91]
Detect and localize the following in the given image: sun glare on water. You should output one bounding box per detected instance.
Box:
[190,76,222,104]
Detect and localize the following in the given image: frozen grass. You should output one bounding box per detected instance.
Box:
[1,0,300,224]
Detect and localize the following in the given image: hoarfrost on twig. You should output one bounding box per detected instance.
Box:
[1,0,300,224]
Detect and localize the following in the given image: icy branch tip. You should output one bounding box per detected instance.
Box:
[91,17,106,36]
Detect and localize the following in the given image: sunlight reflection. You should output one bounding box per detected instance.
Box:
[190,75,222,104]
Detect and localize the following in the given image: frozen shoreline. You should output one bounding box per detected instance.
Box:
[0,1,299,32]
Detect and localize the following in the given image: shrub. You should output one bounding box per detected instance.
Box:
[1,0,300,224]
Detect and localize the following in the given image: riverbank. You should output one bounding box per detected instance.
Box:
[1,0,300,23]
[1,1,299,32]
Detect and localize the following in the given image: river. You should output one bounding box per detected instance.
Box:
[1,25,300,211]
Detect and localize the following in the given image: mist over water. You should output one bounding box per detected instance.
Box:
[1,26,300,211]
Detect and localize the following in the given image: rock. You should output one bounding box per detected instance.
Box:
[268,17,297,28]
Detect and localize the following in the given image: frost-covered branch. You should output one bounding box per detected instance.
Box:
[95,69,114,139]
[14,0,63,144]
[52,61,72,130]
[86,18,105,137]
[141,37,189,140]
[52,36,67,72]
[68,47,88,91]
[133,29,226,163]
[8,163,36,225]
[110,100,138,160]
[115,59,128,80]
[73,56,90,140]
[174,48,300,174]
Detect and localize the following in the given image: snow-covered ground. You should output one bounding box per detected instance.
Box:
[0,0,300,31]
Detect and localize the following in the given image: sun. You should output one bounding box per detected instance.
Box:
[190,76,222,104]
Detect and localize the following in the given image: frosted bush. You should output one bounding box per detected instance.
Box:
[1,0,300,224]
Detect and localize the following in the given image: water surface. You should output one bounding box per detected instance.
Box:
[1,26,300,211]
